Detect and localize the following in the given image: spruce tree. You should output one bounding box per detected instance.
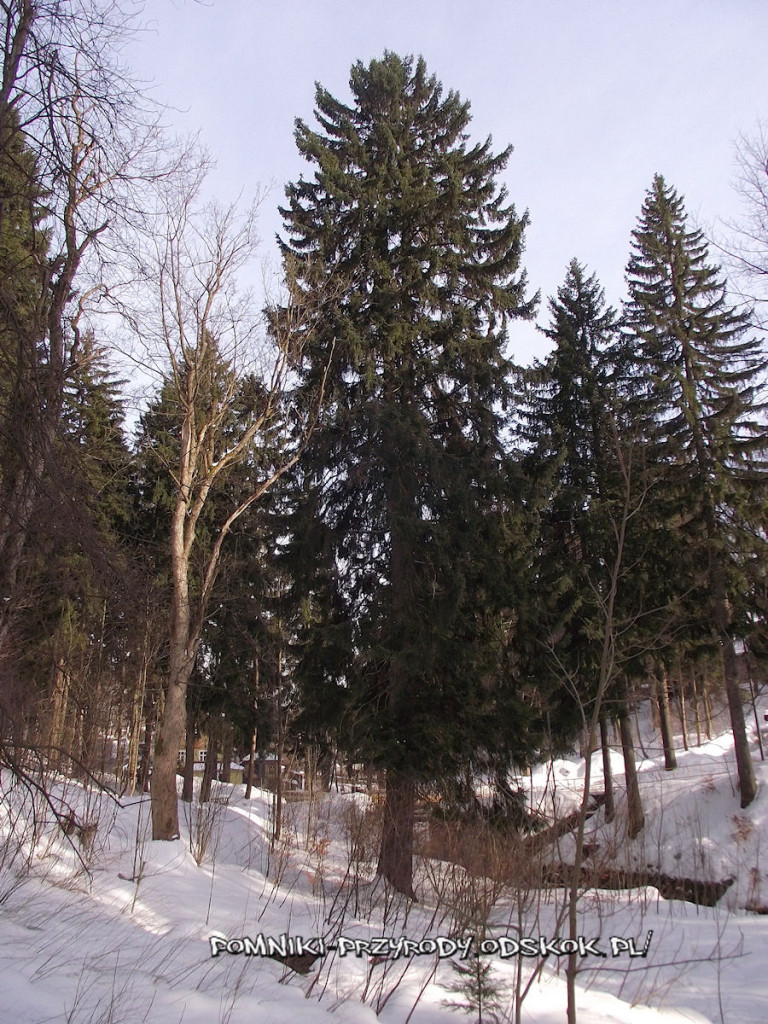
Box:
[6,341,137,773]
[279,53,536,896]
[521,260,616,670]
[622,174,768,807]
[519,262,618,731]
[519,262,651,831]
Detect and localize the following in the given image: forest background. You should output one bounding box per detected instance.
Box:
[2,0,768,917]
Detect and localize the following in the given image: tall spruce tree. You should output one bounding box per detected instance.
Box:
[280,53,536,897]
[520,262,617,724]
[622,174,768,807]
[519,262,653,835]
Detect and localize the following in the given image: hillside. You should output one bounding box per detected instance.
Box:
[1,707,767,1023]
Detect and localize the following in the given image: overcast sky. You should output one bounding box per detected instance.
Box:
[127,0,768,365]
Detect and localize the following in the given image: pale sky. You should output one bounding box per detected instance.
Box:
[127,0,768,364]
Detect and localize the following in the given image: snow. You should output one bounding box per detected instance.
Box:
[1,709,767,1023]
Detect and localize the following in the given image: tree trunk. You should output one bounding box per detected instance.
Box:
[618,706,644,839]
[68,703,81,778]
[678,668,689,751]
[150,504,197,838]
[48,659,69,770]
[656,666,677,771]
[702,672,713,740]
[599,715,615,823]
[272,649,284,844]
[319,742,335,792]
[244,725,257,800]
[114,682,125,786]
[125,659,147,795]
[377,457,418,900]
[220,721,232,784]
[746,655,765,762]
[377,769,417,900]
[710,570,757,805]
[61,688,80,778]
[137,689,156,794]
[150,670,188,836]
[200,721,218,804]
[273,745,283,844]
[721,630,757,806]
[245,659,259,799]
[102,690,117,780]
[182,703,196,802]
[80,673,100,779]
[691,665,702,747]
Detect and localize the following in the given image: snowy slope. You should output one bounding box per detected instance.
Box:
[1,713,766,1024]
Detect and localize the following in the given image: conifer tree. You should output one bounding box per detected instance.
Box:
[521,260,616,681]
[518,262,620,729]
[279,53,536,896]
[519,262,649,828]
[5,340,137,774]
[622,174,768,807]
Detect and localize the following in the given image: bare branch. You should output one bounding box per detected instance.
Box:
[715,121,768,322]
[133,165,343,841]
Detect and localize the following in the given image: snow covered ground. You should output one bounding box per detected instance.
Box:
[1,708,767,1024]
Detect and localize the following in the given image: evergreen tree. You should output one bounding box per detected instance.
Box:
[279,52,536,896]
[5,340,137,774]
[519,261,652,832]
[520,260,616,689]
[622,174,768,807]
[200,494,299,800]
[518,262,617,720]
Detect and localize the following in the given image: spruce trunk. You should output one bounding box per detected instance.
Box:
[721,628,757,807]
[656,667,677,771]
[618,706,644,839]
[377,769,417,900]
[200,721,218,804]
[678,670,689,751]
[244,728,257,800]
[138,692,156,794]
[220,724,232,785]
[182,704,196,802]
[712,573,756,806]
[599,715,615,823]
[377,451,418,899]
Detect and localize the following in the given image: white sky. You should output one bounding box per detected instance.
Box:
[127,0,768,365]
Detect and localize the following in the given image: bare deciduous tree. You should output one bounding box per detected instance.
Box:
[720,122,768,322]
[128,166,335,841]
[0,0,172,655]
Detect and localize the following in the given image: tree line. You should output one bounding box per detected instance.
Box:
[1,6,766,900]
